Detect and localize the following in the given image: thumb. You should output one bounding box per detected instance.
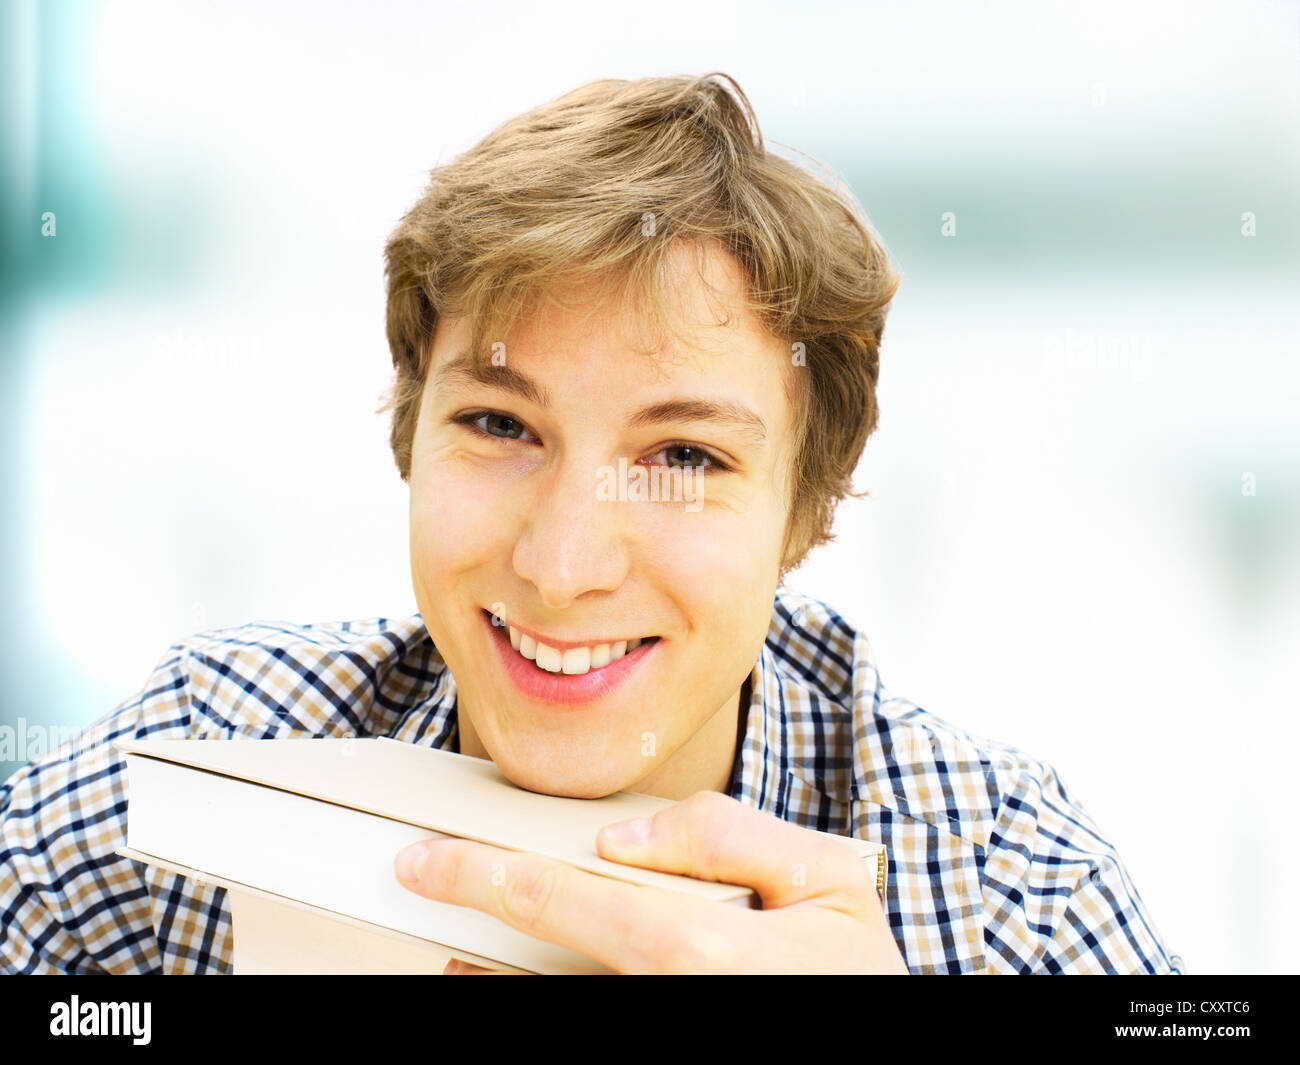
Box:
[595,790,874,913]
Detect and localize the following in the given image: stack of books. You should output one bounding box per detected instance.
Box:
[114,736,886,974]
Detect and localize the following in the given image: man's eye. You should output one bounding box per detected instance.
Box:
[479,412,527,439]
[646,443,728,471]
[453,411,536,442]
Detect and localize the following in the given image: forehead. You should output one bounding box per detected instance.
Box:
[429,241,791,393]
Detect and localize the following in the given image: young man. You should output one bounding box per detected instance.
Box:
[0,73,1181,974]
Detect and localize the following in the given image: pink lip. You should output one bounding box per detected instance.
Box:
[483,610,660,708]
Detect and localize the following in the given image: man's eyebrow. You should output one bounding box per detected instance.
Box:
[434,351,552,408]
[627,399,767,446]
[434,350,767,445]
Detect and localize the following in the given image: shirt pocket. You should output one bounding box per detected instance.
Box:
[851,797,988,974]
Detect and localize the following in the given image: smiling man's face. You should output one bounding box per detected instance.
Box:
[407,241,797,800]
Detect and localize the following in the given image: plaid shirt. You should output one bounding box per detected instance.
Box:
[0,586,1182,974]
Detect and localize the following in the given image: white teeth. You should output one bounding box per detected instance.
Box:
[502,620,651,677]
[534,642,563,673]
[561,646,591,674]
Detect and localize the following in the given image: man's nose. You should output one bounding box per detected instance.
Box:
[511,455,631,609]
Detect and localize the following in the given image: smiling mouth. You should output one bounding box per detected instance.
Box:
[482,609,660,677]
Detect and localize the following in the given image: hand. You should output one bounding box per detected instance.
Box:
[393,789,908,974]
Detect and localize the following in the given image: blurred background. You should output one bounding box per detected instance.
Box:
[1,0,1296,974]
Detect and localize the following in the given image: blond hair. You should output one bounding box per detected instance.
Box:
[380,73,901,573]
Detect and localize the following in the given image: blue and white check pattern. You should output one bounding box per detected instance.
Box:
[0,586,1182,974]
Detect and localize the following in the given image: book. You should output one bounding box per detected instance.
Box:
[113,736,887,974]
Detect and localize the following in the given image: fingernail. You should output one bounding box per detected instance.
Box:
[600,817,651,847]
[396,843,430,883]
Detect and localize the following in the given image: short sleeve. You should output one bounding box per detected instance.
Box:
[979,759,1182,974]
[0,639,232,974]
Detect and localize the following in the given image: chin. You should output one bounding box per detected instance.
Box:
[490,748,637,800]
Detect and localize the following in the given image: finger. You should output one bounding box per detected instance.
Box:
[595,791,877,914]
[397,836,739,973]
[443,957,522,975]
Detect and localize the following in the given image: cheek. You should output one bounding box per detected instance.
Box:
[635,489,785,643]
[638,473,787,573]
[408,455,513,592]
